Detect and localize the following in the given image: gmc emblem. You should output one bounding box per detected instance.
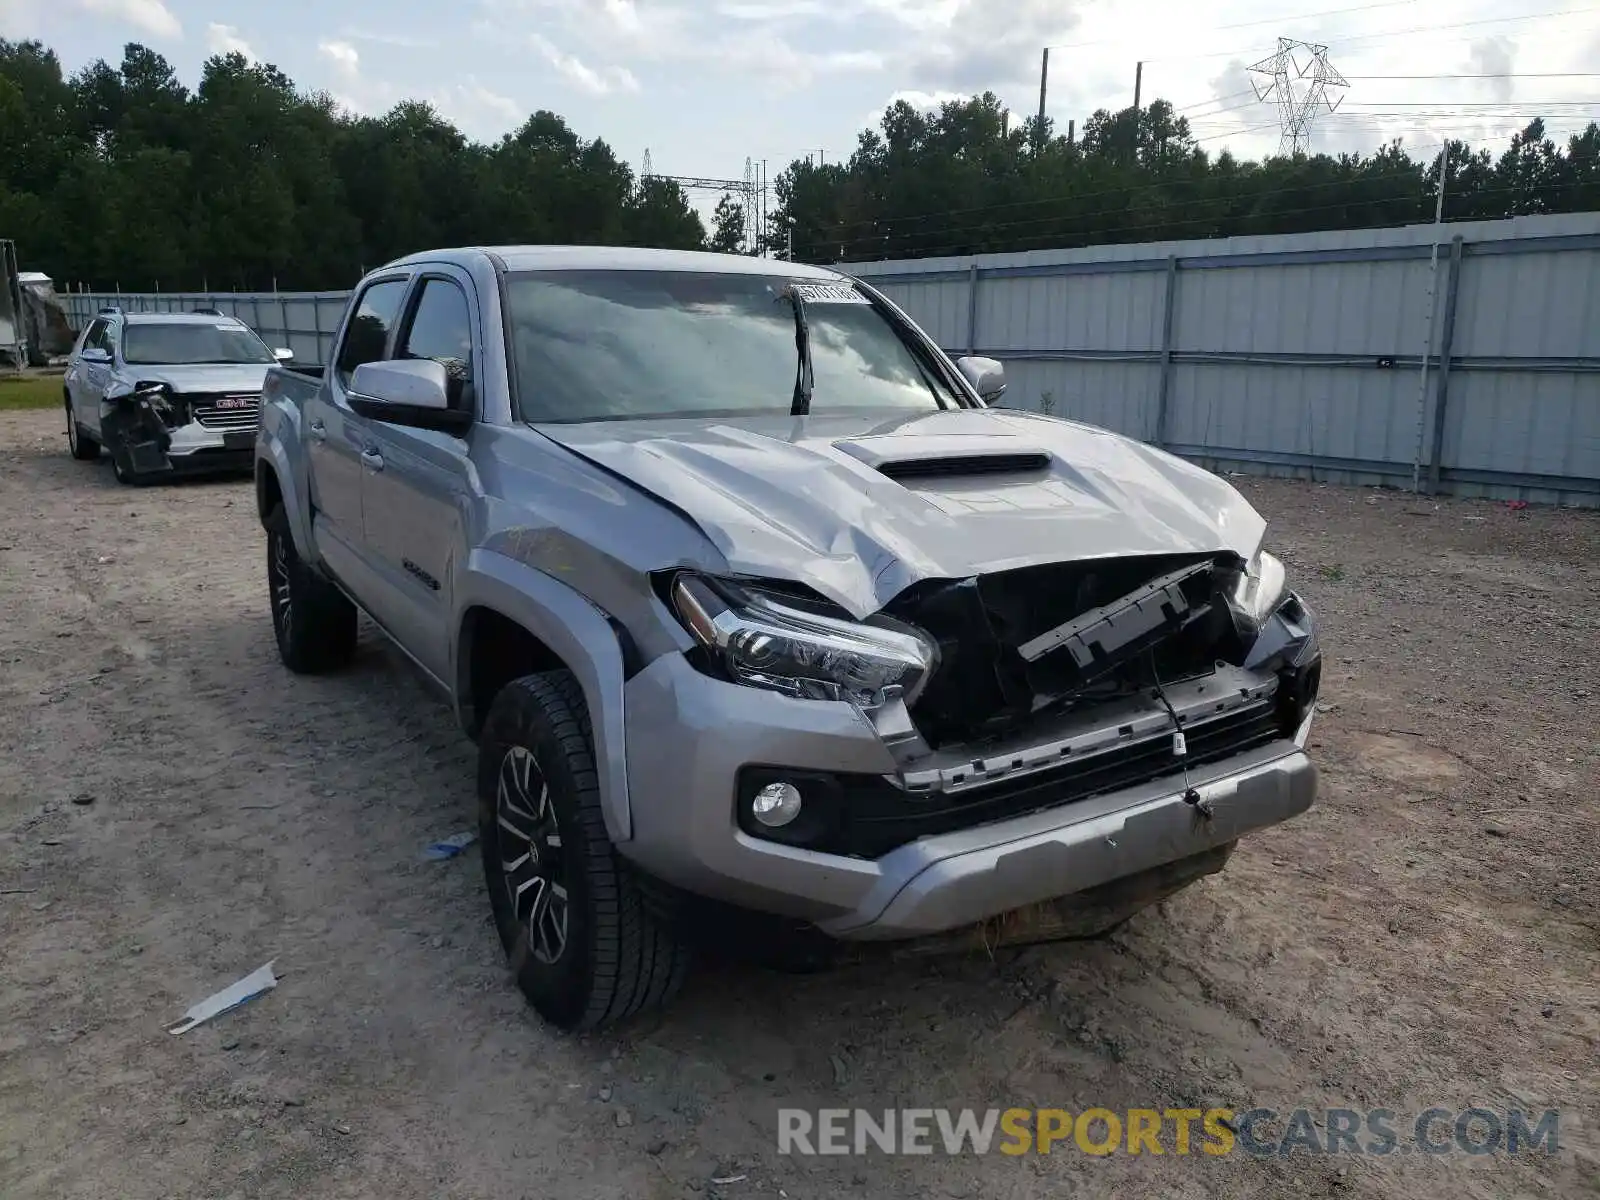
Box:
[215,396,254,410]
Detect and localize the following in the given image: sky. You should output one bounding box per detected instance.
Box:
[3,0,1599,208]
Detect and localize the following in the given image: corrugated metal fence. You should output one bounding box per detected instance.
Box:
[846,212,1600,506]
[62,290,351,371]
[62,211,1600,505]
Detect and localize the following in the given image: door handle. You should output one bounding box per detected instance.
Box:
[308,420,327,441]
[360,447,384,471]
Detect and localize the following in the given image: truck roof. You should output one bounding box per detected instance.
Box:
[383,245,849,281]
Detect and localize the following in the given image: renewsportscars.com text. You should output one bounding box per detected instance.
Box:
[777,1107,1561,1157]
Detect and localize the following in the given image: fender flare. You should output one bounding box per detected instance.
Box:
[456,549,634,843]
[255,432,315,562]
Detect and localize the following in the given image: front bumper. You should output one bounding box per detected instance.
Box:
[621,651,1317,940]
[103,407,256,478]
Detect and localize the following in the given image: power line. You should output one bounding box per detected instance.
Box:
[1347,71,1600,79]
[1045,0,1424,51]
[1143,6,1600,63]
[1341,100,1600,107]
[1176,89,1260,112]
[1193,121,1286,142]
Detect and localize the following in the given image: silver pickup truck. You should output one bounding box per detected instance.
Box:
[255,247,1321,1031]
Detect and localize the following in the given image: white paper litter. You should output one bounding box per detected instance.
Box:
[167,961,278,1035]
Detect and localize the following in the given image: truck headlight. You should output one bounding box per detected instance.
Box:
[670,573,938,708]
[1228,548,1288,630]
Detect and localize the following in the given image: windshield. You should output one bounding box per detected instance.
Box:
[504,270,965,422]
[122,322,275,366]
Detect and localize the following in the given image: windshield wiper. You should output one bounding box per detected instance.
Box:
[778,286,815,417]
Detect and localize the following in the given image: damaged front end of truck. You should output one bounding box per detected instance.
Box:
[679,544,1320,863]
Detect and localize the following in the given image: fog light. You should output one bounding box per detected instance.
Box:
[750,781,803,828]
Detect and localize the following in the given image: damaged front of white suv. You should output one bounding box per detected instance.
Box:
[82,314,286,485]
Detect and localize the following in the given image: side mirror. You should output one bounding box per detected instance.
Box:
[273,347,294,362]
[955,355,1006,404]
[347,359,471,434]
[79,346,110,363]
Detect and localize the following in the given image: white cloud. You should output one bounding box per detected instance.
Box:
[205,23,255,62]
[1466,36,1515,105]
[902,0,1083,95]
[318,39,361,81]
[479,0,879,89]
[337,28,433,49]
[434,79,524,126]
[861,88,965,131]
[75,0,181,39]
[529,33,639,95]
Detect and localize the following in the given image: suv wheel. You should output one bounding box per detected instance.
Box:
[479,671,690,1030]
[265,505,357,673]
[65,398,99,461]
[111,454,149,486]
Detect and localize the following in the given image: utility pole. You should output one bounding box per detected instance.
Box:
[1037,48,1050,150]
[1133,60,1143,112]
[1411,145,1450,492]
[1067,118,1075,146]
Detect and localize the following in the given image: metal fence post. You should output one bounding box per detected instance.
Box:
[966,262,979,356]
[1427,235,1466,495]
[1154,255,1179,446]
[311,295,324,366]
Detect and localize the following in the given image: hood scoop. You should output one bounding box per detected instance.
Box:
[876,452,1051,481]
[831,433,1051,483]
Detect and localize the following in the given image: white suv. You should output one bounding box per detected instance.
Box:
[64,308,292,485]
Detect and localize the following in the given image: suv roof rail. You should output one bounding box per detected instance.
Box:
[191,306,225,316]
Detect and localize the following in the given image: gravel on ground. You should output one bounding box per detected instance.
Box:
[1,408,1595,1198]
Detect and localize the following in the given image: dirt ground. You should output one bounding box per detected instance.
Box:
[1,406,1596,1199]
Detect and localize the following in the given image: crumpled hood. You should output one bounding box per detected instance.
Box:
[535,408,1266,618]
[112,363,273,395]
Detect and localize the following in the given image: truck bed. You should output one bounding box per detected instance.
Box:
[263,363,326,405]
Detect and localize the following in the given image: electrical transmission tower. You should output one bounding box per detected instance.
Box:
[638,149,768,254]
[1248,38,1349,155]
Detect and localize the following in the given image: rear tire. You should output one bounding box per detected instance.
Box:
[265,505,357,673]
[479,671,690,1030]
[65,398,98,461]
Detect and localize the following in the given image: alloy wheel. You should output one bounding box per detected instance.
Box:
[496,745,569,965]
[65,405,78,454]
[271,530,294,635]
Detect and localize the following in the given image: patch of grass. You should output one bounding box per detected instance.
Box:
[0,374,66,412]
[1321,563,1347,582]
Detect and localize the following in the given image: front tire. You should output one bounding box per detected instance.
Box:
[265,505,357,673]
[66,398,98,461]
[479,671,690,1031]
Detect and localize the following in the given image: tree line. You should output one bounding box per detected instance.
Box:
[764,96,1600,262]
[0,39,710,291]
[1,39,1596,292]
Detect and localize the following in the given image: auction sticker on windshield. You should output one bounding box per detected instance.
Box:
[789,282,869,304]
